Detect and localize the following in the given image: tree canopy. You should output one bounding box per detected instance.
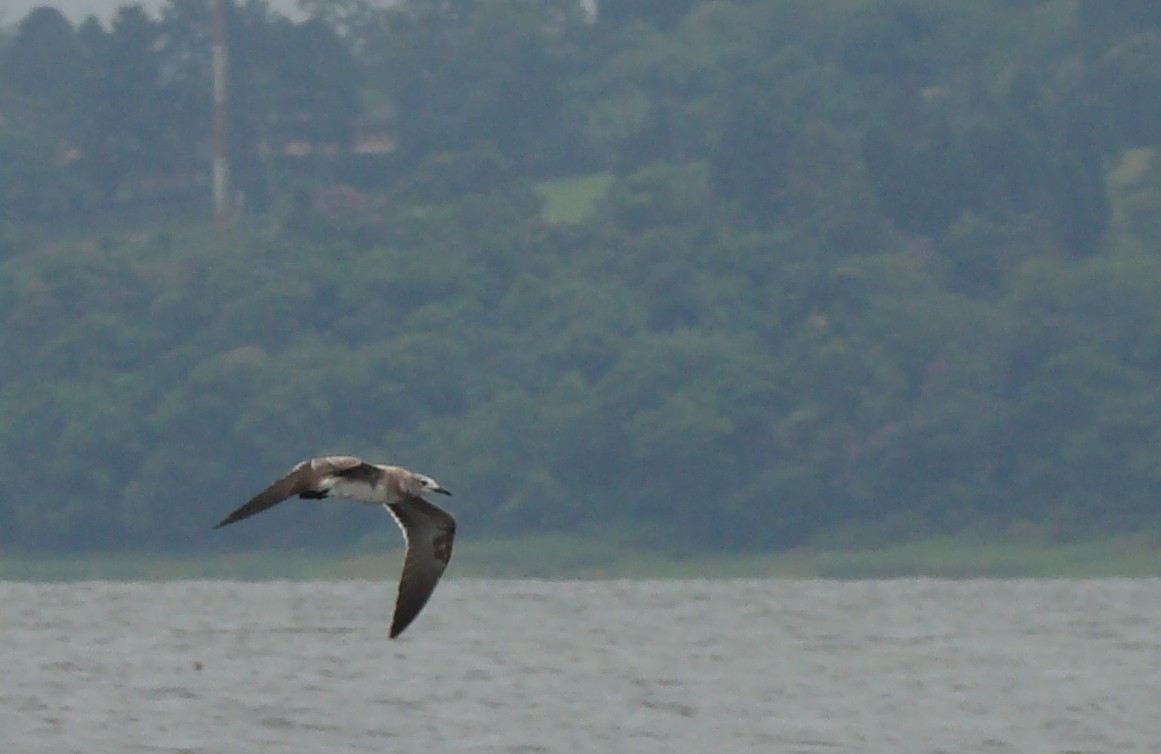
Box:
[2,1,1161,554]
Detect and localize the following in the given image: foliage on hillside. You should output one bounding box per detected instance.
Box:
[2,0,1161,553]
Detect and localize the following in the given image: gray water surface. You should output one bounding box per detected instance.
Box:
[2,579,1159,753]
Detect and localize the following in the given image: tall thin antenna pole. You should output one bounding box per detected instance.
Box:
[212,0,230,226]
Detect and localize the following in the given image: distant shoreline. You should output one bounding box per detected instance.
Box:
[3,534,1161,581]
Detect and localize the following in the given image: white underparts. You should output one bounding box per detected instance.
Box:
[328,477,390,504]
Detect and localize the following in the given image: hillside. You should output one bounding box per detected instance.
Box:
[3,1,1161,555]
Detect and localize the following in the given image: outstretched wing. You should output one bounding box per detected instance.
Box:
[213,456,365,529]
[384,497,457,638]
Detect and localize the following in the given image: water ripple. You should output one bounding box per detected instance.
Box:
[2,579,1161,753]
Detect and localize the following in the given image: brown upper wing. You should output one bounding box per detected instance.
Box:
[213,456,365,529]
[384,497,457,638]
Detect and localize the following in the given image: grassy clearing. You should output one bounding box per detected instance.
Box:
[4,533,1161,581]
[534,173,614,224]
[1109,147,1156,190]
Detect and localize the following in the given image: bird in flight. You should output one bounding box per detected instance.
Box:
[214,455,455,638]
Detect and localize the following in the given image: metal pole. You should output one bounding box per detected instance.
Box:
[212,0,230,226]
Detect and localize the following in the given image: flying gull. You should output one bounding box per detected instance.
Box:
[213,455,455,638]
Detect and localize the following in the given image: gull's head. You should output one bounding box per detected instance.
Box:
[412,472,452,497]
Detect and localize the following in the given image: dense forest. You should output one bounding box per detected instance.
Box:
[2,0,1161,554]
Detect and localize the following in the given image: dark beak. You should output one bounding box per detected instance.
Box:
[434,487,452,496]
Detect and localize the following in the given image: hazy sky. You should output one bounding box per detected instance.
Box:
[1,0,304,25]
[2,0,594,26]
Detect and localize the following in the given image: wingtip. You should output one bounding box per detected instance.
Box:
[389,616,413,639]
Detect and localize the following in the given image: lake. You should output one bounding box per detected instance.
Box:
[1,579,1159,753]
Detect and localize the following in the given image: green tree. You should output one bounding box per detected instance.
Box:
[595,0,700,30]
[0,126,82,227]
[268,17,361,145]
[68,5,168,204]
[1094,32,1161,148]
[4,7,84,127]
[369,0,585,173]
